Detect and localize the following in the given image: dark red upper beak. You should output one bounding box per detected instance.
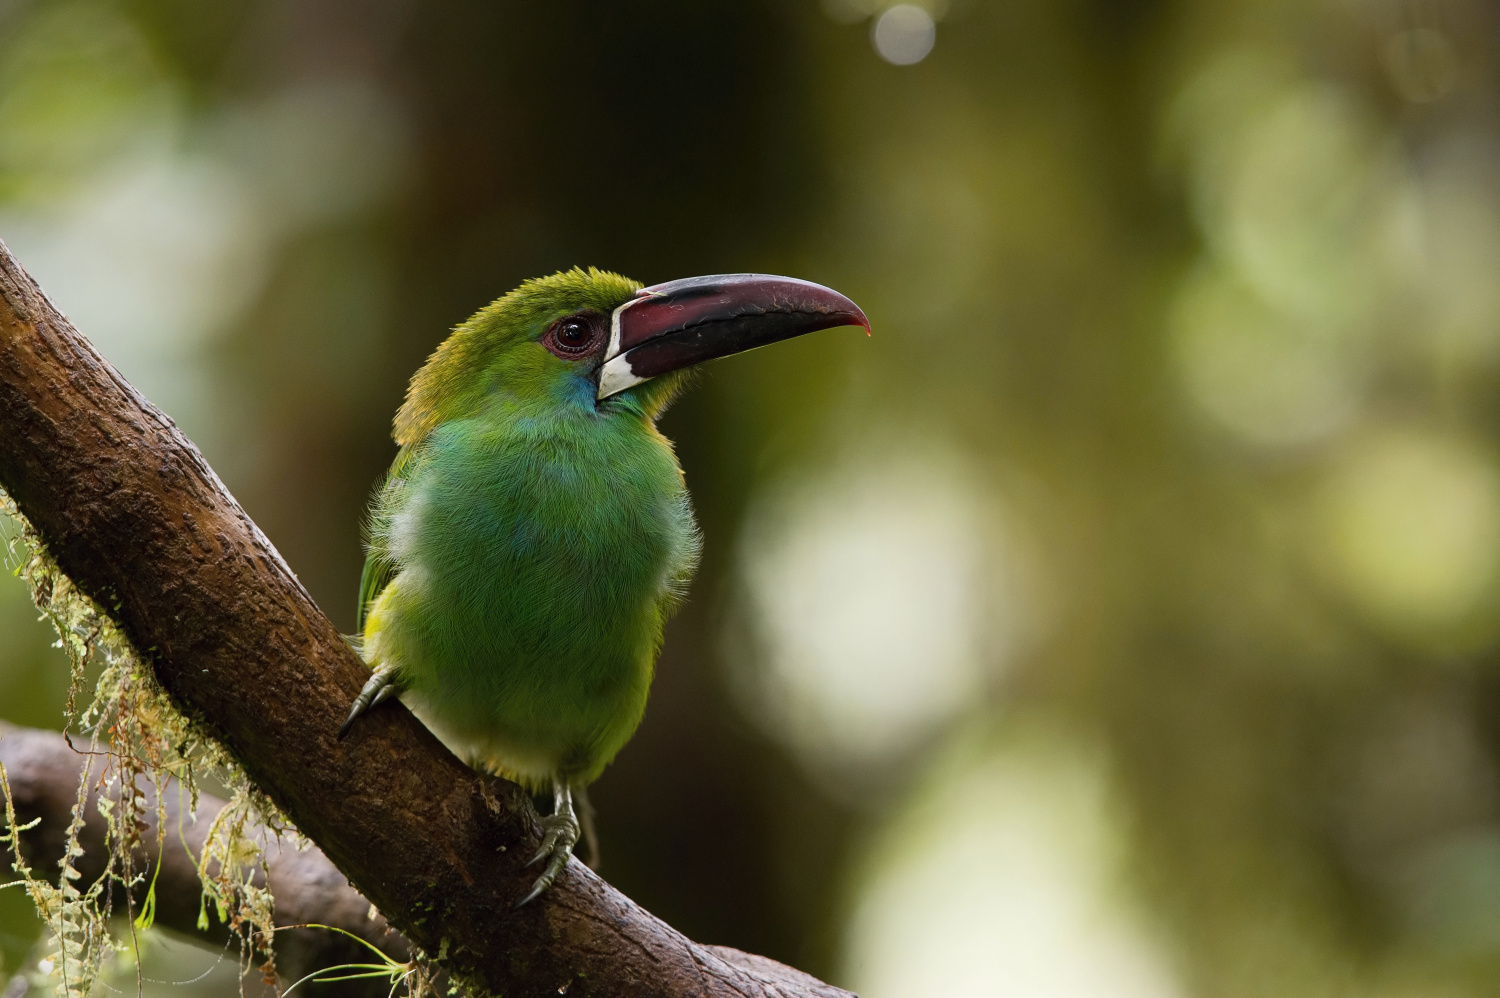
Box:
[597,274,869,399]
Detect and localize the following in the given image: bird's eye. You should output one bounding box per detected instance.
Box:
[543,312,603,359]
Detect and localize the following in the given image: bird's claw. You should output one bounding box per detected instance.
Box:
[516,796,580,906]
[338,665,402,739]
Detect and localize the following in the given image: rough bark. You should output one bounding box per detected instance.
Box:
[0,238,853,998]
[0,722,410,998]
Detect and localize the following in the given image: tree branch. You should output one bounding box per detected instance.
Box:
[0,238,852,998]
[0,722,411,998]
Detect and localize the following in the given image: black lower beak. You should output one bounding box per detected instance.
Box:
[597,274,869,399]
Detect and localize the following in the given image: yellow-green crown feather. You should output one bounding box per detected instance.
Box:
[393,267,641,447]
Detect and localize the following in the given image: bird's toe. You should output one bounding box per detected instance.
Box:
[516,811,580,906]
[338,664,403,739]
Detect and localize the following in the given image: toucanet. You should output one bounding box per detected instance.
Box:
[341,268,868,904]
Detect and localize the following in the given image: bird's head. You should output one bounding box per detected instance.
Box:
[394,267,867,445]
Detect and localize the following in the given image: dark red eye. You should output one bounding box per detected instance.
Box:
[544,312,603,358]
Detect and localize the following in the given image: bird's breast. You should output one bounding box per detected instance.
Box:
[391,416,699,662]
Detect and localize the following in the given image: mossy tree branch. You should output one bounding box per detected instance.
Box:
[0,722,411,998]
[0,238,852,998]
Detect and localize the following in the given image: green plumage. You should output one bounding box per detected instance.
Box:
[357,268,700,790]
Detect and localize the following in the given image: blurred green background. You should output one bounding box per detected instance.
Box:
[4,0,1500,995]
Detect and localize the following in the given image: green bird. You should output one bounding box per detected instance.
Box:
[340,268,867,904]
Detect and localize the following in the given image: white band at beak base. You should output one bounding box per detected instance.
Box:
[597,353,647,399]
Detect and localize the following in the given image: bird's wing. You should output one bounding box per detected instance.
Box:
[356,547,395,635]
[356,443,418,633]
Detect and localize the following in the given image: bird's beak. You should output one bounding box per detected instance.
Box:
[596,274,869,400]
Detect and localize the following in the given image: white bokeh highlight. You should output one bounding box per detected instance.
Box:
[1,155,262,418]
[729,445,1019,786]
[0,70,407,437]
[872,5,936,66]
[844,727,1184,998]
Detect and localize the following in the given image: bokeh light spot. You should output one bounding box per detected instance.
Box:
[1171,266,1362,446]
[0,2,177,198]
[1221,86,1413,322]
[1169,57,1420,335]
[729,446,1017,788]
[844,728,1183,998]
[872,5,936,66]
[1314,430,1500,639]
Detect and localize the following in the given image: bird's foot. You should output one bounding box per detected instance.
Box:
[517,781,579,906]
[338,664,403,738]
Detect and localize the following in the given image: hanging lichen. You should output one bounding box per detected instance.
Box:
[0,489,288,996]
